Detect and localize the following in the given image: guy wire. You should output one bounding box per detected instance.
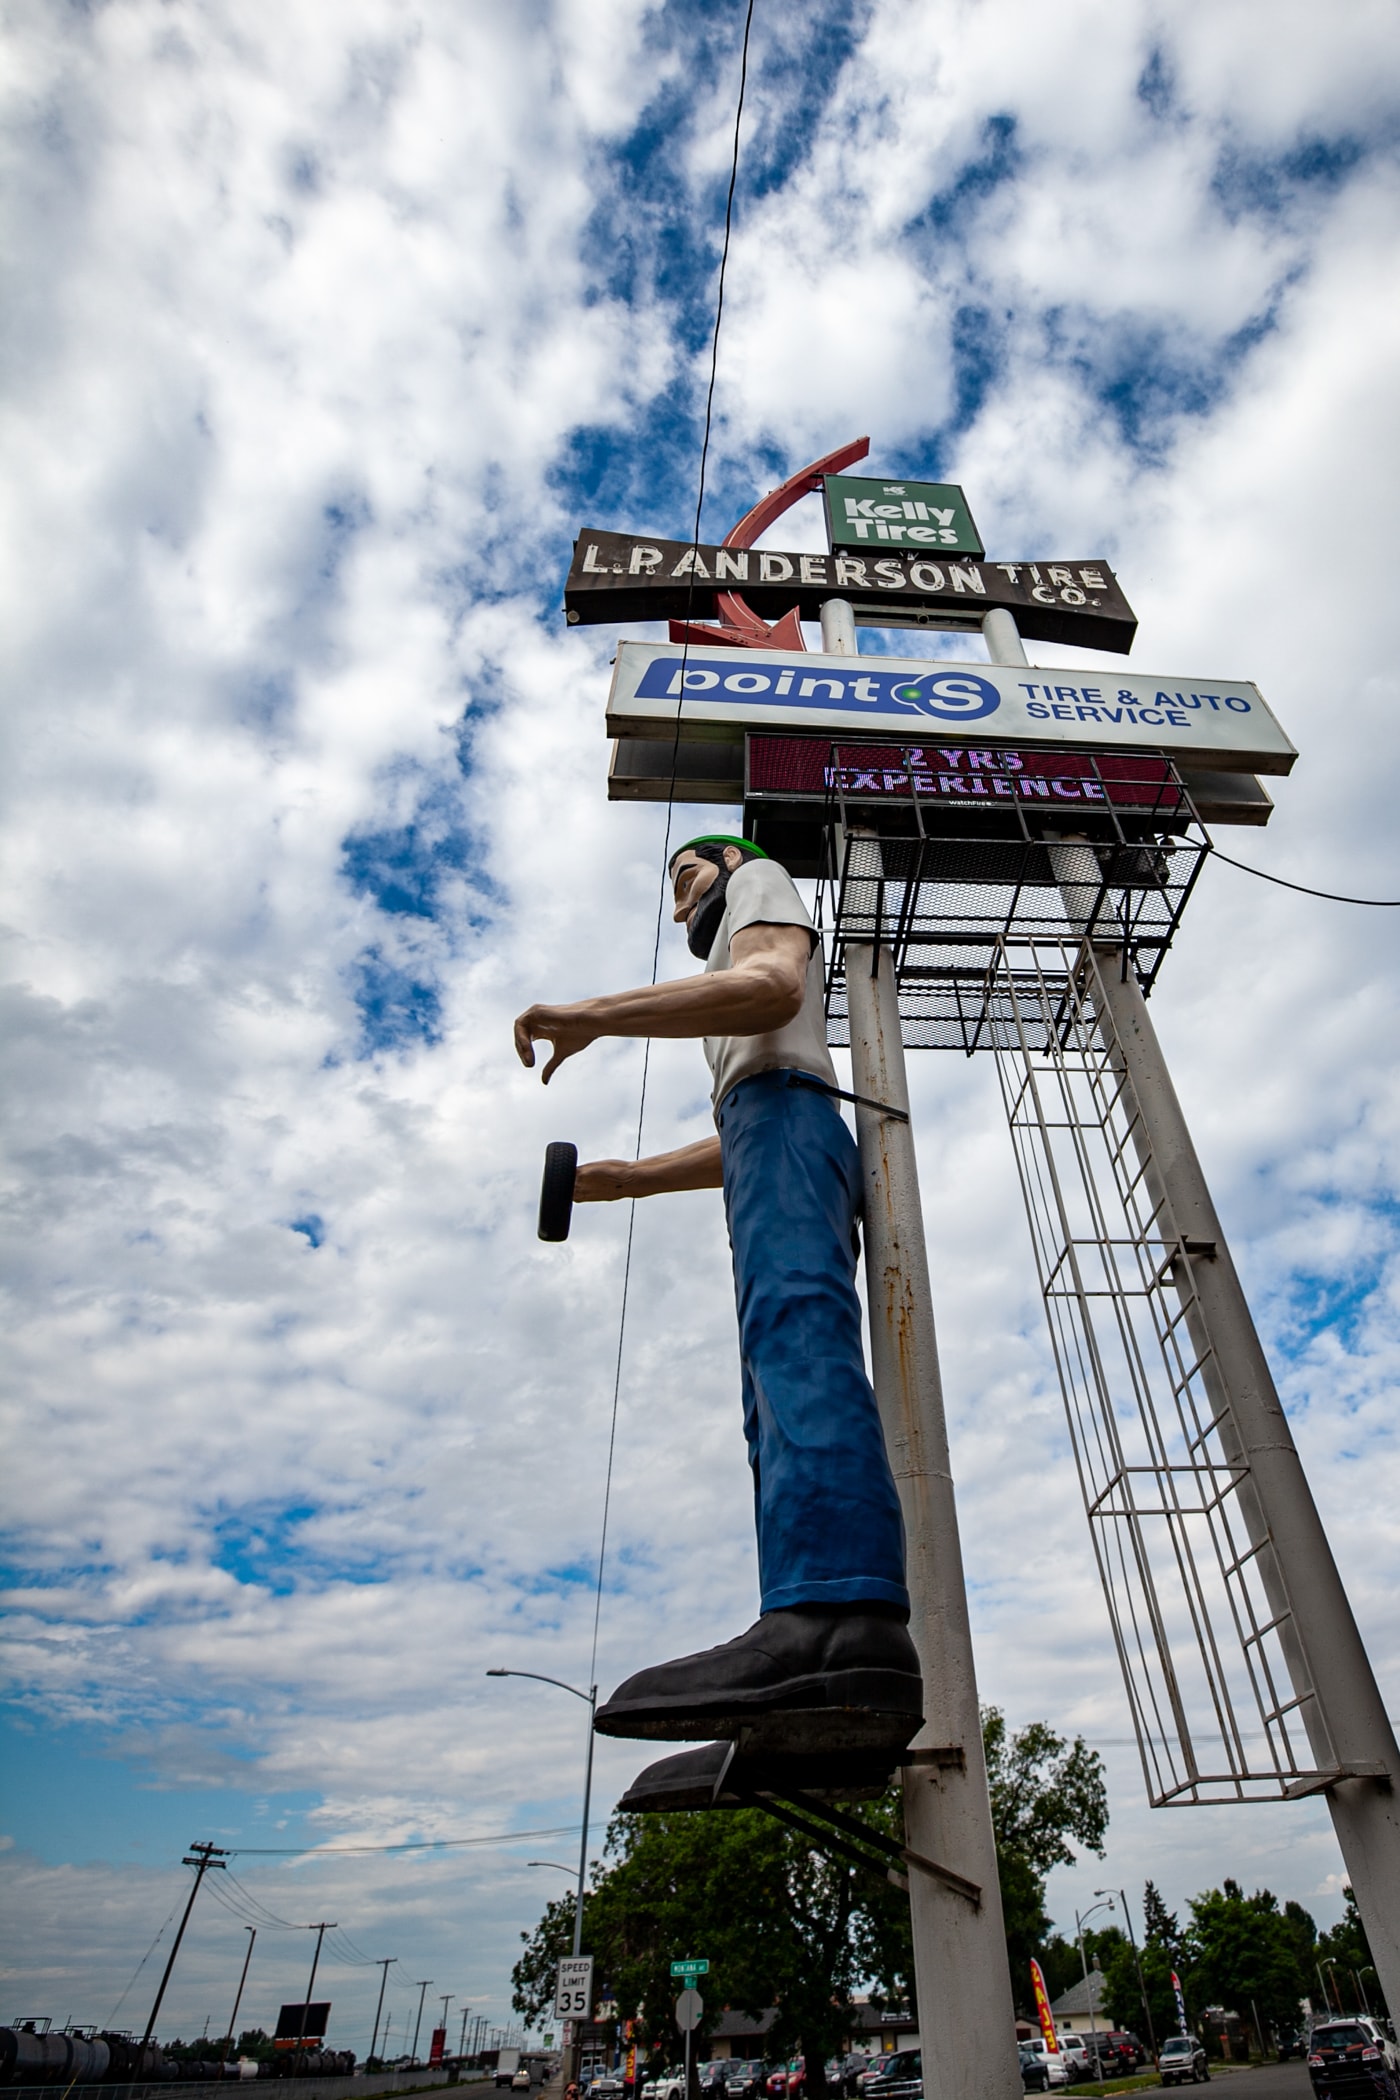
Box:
[587,0,757,1693]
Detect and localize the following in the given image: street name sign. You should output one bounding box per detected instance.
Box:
[670,1960,710,1979]
[554,1955,594,2022]
[605,641,1296,776]
[823,474,983,556]
[565,530,1135,652]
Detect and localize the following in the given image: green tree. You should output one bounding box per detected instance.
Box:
[980,1708,1108,2015]
[983,1710,1109,1877]
[1143,1881,1179,1949]
[1317,1888,1384,2017]
[512,1807,868,2097]
[1181,1880,1308,2044]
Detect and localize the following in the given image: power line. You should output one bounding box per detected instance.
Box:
[586,0,757,1698]
[1206,840,1400,906]
[226,1821,579,1856]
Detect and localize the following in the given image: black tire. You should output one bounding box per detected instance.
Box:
[538,1141,578,1241]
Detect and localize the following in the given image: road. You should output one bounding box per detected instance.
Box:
[1149,2068,1310,2100]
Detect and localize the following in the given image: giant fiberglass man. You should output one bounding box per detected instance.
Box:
[514,837,922,1762]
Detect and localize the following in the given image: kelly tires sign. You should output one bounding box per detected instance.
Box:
[606,642,1296,775]
[823,474,983,556]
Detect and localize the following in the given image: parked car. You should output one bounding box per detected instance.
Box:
[861,2051,921,2100]
[726,2064,768,2100]
[645,2069,685,2100]
[1055,2036,1091,2079]
[1158,2036,1210,2086]
[831,2056,869,2098]
[1280,2032,1308,2062]
[1308,2020,1400,2095]
[1103,2031,1149,2072]
[1018,2040,1068,2089]
[1018,2046,1050,2093]
[698,2069,731,2100]
[588,2078,626,2100]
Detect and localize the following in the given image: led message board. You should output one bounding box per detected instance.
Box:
[605,641,1297,776]
[746,737,1187,816]
[822,474,983,556]
[565,530,1136,651]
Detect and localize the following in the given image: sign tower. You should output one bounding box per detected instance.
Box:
[558,441,1400,2097]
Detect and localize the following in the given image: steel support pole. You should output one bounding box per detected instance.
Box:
[820,598,858,655]
[1088,952,1400,2017]
[846,942,1021,2100]
[978,600,1400,2017]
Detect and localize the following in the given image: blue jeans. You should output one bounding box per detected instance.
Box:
[716,1069,909,1615]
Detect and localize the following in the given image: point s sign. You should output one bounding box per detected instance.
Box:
[636,655,1004,725]
[609,641,1297,774]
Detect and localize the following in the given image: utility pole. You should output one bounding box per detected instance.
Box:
[220,1927,256,2069]
[294,1924,337,2054]
[368,1958,398,2067]
[411,1981,433,2066]
[458,2007,471,2061]
[439,1997,454,2062]
[139,1842,229,2062]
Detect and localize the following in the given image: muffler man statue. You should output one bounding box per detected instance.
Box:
[514,838,922,1766]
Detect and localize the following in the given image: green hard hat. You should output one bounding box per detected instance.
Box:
[668,833,769,868]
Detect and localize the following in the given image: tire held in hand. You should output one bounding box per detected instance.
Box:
[538,1141,578,1241]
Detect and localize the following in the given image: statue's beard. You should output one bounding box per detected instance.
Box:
[685,871,730,959]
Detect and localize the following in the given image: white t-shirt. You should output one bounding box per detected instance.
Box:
[702,858,839,1112]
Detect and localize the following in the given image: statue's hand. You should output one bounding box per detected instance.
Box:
[513,1002,598,1083]
[574,1160,634,1202]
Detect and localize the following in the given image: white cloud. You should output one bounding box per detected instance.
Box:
[3,0,1400,2035]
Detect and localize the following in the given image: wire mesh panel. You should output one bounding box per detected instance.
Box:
[988,938,1334,1805]
[815,760,1208,1052]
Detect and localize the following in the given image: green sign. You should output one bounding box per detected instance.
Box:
[670,1959,709,1978]
[823,473,983,557]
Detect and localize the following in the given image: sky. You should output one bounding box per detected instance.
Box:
[4,0,1400,2053]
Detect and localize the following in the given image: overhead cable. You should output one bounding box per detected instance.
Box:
[587,0,757,1698]
[1206,840,1400,906]
[226,1820,579,1857]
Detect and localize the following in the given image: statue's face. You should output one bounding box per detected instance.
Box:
[670,850,720,931]
[671,846,743,933]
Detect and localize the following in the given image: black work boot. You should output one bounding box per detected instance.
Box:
[618,1738,902,1811]
[594,1605,922,1753]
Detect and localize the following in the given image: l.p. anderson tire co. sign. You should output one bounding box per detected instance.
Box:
[565,528,1137,652]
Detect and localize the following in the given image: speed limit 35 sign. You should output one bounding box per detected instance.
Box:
[554,1955,594,2022]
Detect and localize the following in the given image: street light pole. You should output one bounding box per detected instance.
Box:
[488,1667,597,2087]
[1075,1900,1115,2065]
[1098,1887,1155,2056]
[369,1959,398,2068]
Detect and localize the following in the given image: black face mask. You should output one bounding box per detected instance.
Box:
[684,860,732,959]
